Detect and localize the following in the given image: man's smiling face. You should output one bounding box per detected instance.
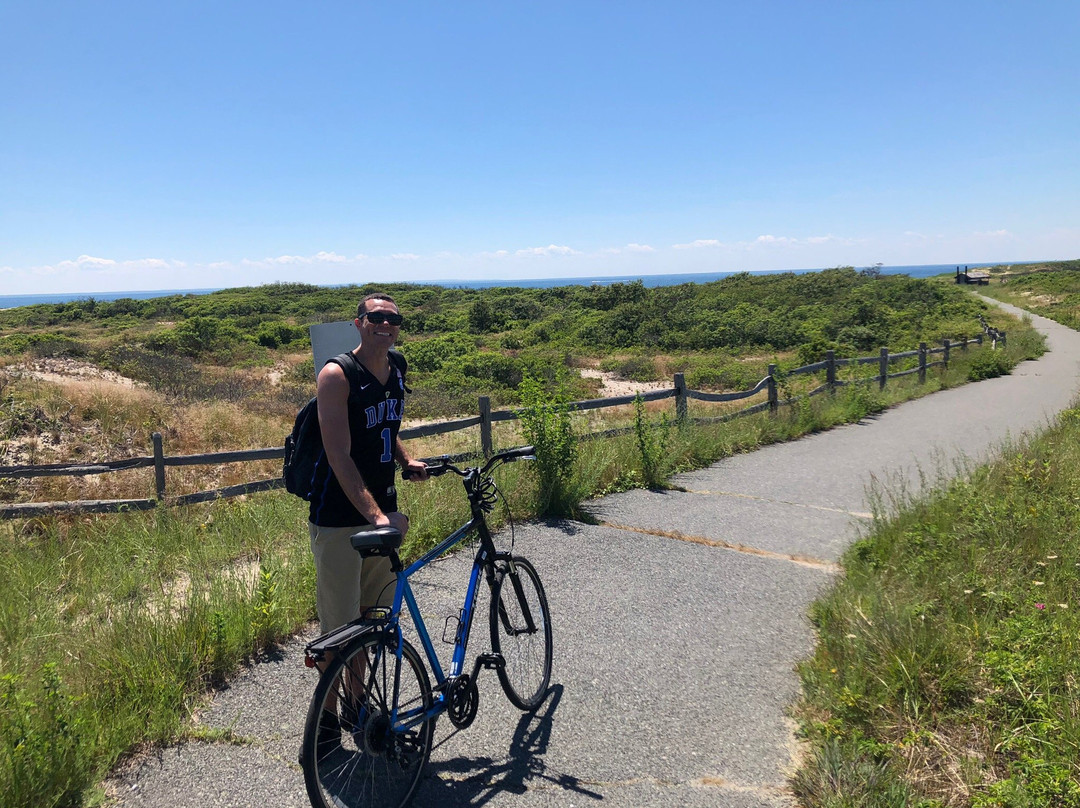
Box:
[356,298,401,348]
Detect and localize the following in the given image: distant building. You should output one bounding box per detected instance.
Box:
[955,266,990,285]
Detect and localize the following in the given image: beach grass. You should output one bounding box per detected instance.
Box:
[792,404,1080,806]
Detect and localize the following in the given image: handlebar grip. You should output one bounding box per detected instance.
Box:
[505,445,536,461]
[402,464,450,480]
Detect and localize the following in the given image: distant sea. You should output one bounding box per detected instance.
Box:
[0,262,1028,310]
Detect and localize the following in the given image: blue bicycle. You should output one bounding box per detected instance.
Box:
[298,446,553,808]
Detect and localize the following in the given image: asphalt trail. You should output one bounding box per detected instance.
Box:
[108,301,1080,808]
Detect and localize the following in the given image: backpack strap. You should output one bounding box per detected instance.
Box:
[328,351,409,395]
[389,349,411,394]
[326,352,364,395]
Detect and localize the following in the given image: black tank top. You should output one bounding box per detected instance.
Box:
[308,352,407,527]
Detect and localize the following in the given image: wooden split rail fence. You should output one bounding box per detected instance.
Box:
[1,335,989,519]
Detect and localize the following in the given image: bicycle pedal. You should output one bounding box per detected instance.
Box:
[476,653,505,670]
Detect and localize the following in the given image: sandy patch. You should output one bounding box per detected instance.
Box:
[578,367,670,398]
[5,358,141,389]
[266,361,289,386]
[1026,293,1063,306]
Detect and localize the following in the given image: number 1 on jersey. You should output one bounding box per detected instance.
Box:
[380,427,393,463]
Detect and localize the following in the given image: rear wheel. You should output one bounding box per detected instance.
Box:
[489,557,553,710]
[300,634,433,808]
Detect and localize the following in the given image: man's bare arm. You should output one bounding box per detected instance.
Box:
[316,362,387,525]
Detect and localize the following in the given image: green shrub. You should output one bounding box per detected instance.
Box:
[967,349,1012,381]
[146,316,258,362]
[400,333,473,372]
[254,321,308,349]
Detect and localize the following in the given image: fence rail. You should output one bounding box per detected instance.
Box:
[1,335,988,519]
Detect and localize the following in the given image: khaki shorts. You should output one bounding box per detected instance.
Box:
[308,522,397,633]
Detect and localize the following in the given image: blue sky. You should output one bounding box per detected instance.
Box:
[2,1,1078,294]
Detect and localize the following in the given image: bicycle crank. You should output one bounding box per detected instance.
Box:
[446,674,479,729]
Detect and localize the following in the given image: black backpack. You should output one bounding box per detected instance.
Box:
[283,350,408,501]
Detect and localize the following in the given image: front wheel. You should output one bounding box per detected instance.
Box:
[489,556,553,710]
[300,633,433,808]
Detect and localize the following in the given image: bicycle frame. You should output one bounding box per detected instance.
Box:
[305,447,535,739]
[383,494,511,733]
[300,445,547,808]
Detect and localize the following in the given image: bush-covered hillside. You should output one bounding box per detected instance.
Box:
[0,269,995,419]
[980,262,1080,332]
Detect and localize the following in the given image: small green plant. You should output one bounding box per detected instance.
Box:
[634,394,670,488]
[1,664,92,808]
[839,380,886,422]
[518,372,579,517]
[251,563,281,652]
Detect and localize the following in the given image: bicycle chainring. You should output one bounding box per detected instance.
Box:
[446,674,479,729]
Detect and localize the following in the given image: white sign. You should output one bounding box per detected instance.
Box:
[309,321,359,380]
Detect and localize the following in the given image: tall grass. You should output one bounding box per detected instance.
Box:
[793,405,1080,806]
[0,497,313,807]
[0,326,1045,808]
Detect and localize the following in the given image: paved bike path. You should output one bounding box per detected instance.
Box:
[108,301,1080,808]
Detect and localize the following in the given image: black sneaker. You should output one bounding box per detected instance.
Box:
[340,694,369,744]
[316,709,342,752]
[299,709,342,766]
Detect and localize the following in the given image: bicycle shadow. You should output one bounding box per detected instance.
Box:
[412,684,601,806]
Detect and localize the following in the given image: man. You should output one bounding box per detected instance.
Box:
[308,292,429,634]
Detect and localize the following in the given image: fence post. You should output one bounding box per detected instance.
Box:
[879,348,888,391]
[153,432,166,500]
[976,334,983,347]
[943,339,951,368]
[673,373,687,422]
[961,336,969,352]
[918,342,927,384]
[767,364,778,415]
[478,396,493,458]
[826,350,836,395]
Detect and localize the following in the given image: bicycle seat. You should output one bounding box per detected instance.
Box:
[350,525,403,557]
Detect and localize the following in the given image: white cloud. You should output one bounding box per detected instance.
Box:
[974,229,1012,238]
[55,254,117,271]
[673,239,723,250]
[247,251,350,266]
[44,254,183,274]
[390,253,421,261]
[514,244,580,257]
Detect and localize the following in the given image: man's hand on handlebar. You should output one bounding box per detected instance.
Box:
[401,458,430,482]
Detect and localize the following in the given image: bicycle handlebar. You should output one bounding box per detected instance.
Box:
[401,445,535,480]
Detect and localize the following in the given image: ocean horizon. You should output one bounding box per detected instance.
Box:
[0,261,1032,310]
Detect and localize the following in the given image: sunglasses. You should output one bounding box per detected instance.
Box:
[361,311,403,326]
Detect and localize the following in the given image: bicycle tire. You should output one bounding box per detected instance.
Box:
[489,556,553,711]
[300,633,433,808]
